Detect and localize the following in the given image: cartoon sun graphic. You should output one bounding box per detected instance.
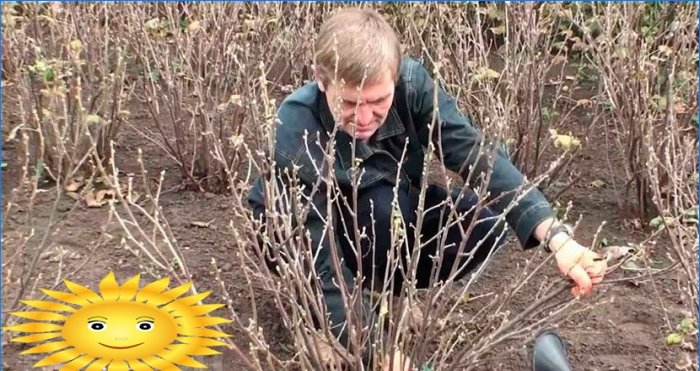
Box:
[4,272,231,370]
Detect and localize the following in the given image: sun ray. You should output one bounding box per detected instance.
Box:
[115,274,140,302]
[10,332,62,343]
[98,272,122,302]
[141,355,181,370]
[10,310,68,322]
[176,336,227,347]
[4,322,63,333]
[107,359,130,370]
[166,343,220,356]
[126,359,154,371]
[63,280,103,303]
[20,300,76,313]
[187,303,226,316]
[59,354,95,371]
[162,293,214,315]
[21,340,71,354]
[134,277,170,303]
[41,288,93,306]
[186,315,231,327]
[34,347,81,367]
[177,327,231,338]
[146,282,192,306]
[166,302,225,319]
[156,347,206,368]
[170,291,212,307]
[84,357,111,371]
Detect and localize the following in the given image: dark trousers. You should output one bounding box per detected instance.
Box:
[253,181,506,292]
[337,181,506,293]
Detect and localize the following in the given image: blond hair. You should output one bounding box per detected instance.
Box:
[314,8,401,86]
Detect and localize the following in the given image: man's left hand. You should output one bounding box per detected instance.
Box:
[552,239,607,297]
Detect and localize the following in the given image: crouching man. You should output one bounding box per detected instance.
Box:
[249,8,607,370]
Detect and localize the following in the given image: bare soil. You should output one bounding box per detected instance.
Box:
[1,80,691,371]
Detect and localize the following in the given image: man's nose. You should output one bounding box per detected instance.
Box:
[356,104,373,126]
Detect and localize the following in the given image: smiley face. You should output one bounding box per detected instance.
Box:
[61,301,178,360]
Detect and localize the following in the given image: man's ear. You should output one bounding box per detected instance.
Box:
[312,65,327,92]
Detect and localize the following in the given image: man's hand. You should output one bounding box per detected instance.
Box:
[534,218,608,297]
[383,350,413,371]
[551,237,607,297]
[309,331,352,370]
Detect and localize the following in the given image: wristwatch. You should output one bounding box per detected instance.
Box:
[543,223,573,253]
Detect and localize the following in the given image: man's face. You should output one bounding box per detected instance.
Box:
[319,68,395,142]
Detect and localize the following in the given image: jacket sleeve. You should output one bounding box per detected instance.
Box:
[407,59,553,249]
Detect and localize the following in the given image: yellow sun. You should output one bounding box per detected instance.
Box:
[4,272,231,370]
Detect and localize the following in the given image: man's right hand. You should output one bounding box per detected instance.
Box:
[383,350,413,371]
[313,333,413,370]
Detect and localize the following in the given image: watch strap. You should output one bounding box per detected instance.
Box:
[543,223,573,253]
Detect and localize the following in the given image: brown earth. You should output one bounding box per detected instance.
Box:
[1,76,692,371]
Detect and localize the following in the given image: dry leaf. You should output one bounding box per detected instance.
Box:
[674,352,693,370]
[604,245,634,262]
[187,20,201,32]
[489,25,506,35]
[474,67,500,81]
[64,176,85,192]
[674,102,688,113]
[621,259,642,271]
[85,114,102,126]
[144,18,161,31]
[658,45,673,56]
[65,192,81,201]
[549,129,581,151]
[97,189,115,200]
[84,192,102,208]
[588,179,606,188]
[84,189,116,208]
[69,39,82,53]
[379,300,389,319]
[622,218,643,230]
[576,99,593,107]
[191,219,215,228]
[216,102,229,112]
[552,55,568,65]
[229,95,242,106]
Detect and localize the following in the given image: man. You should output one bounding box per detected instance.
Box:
[249,7,607,369]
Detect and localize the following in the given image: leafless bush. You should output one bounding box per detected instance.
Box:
[639,4,697,364]
[204,4,606,370]
[225,84,585,370]
[4,3,131,185]
[119,3,343,192]
[384,3,594,190]
[3,3,696,370]
[1,3,132,333]
[567,3,698,367]
[645,116,699,369]
[571,2,698,217]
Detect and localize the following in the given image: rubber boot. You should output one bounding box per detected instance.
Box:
[532,330,572,371]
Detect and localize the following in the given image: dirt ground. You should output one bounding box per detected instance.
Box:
[1,77,693,371]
